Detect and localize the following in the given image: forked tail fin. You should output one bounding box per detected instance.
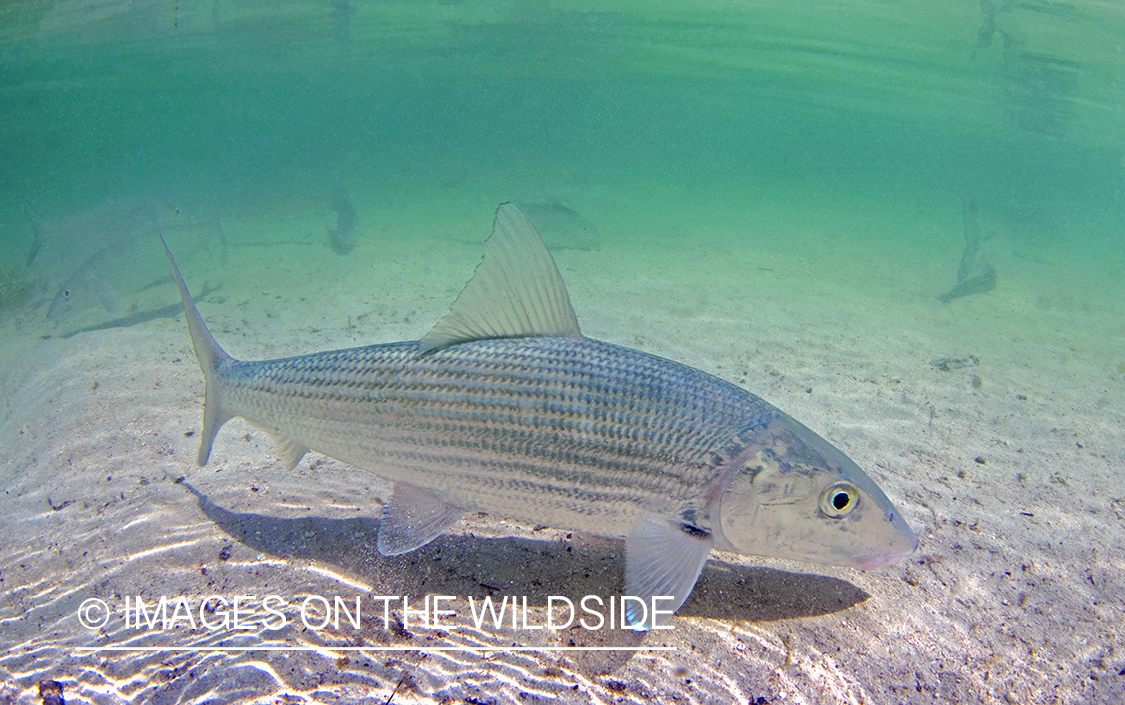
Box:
[161,237,235,465]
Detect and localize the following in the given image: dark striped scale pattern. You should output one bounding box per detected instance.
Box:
[216,336,779,537]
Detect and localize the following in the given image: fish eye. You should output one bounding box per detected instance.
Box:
[63,289,70,299]
[819,482,859,518]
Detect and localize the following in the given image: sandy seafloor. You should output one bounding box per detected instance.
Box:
[1,181,1123,704]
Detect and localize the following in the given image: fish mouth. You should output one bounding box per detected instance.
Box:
[855,552,915,570]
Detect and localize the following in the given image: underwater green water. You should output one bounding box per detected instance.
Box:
[3,4,1125,703]
[1,1,1123,269]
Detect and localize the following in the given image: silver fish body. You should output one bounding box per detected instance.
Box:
[165,203,917,629]
[218,336,769,539]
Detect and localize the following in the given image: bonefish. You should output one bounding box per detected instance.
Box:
[164,203,916,629]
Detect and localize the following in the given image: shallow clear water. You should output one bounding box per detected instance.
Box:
[1,2,1123,703]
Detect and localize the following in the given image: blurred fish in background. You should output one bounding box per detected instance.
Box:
[517,200,600,252]
[26,197,222,323]
[327,188,357,255]
[937,200,995,304]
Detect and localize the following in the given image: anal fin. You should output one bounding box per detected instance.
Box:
[271,434,309,471]
[624,515,714,631]
[377,482,465,556]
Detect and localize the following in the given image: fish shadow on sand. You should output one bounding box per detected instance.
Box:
[937,200,996,303]
[179,481,870,629]
[57,283,221,339]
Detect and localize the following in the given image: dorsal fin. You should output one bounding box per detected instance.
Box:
[418,202,581,353]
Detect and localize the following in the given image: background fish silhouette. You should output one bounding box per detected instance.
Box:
[937,200,995,303]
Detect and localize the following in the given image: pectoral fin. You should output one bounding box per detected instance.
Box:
[376,482,465,556]
[624,516,714,631]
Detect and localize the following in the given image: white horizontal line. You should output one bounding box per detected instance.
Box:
[76,645,674,653]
